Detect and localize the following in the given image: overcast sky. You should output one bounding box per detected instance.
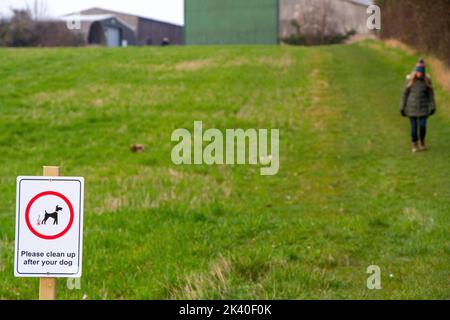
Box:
[0,0,373,25]
[0,0,185,24]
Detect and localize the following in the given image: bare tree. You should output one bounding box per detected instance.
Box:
[317,0,337,44]
[8,9,37,46]
[310,0,339,44]
[288,0,340,45]
[1,1,85,47]
[26,0,49,21]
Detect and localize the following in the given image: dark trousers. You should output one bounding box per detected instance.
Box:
[409,116,428,143]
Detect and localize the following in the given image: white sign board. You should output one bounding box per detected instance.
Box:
[14,176,84,278]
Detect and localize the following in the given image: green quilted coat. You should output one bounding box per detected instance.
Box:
[401,77,436,117]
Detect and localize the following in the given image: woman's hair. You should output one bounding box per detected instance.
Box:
[407,71,432,88]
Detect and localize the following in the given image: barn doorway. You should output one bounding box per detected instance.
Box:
[88,22,106,45]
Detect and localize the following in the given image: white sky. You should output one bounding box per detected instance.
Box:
[0,0,185,25]
[0,0,373,25]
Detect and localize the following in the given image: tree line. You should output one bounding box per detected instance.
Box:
[376,0,450,65]
[0,9,84,47]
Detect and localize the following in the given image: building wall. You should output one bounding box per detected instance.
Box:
[280,0,369,39]
[137,18,183,45]
[185,0,279,45]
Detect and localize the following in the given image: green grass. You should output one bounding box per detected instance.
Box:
[0,41,449,299]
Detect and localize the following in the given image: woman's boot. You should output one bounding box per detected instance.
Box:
[419,139,427,151]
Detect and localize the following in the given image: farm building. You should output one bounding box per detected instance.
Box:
[61,14,136,47]
[184,0,371,45]
[62,7,183,47]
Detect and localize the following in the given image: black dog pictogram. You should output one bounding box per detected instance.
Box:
[42,205,63,225]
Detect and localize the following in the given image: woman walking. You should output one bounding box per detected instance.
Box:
[401,59,436,153]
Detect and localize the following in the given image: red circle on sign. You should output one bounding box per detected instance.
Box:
[25,191,74,240]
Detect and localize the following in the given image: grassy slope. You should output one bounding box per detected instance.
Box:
[0,42,448,299]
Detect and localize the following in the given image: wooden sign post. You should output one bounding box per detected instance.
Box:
[39,166,60,300]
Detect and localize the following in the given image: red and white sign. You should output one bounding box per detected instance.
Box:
[14,176,84,278]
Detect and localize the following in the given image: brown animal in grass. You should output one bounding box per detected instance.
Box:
[130,144,145,153]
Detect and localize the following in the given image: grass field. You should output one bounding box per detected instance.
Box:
[0,41,449,299]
